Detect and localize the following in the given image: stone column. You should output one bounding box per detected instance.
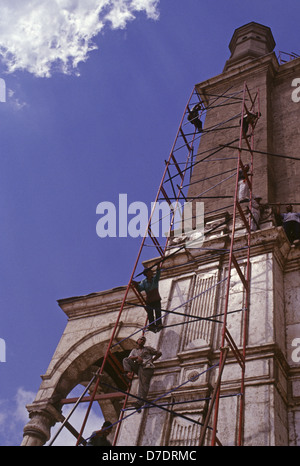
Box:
[21,402,63,446]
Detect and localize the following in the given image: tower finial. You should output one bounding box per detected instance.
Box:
[224,22,276,71]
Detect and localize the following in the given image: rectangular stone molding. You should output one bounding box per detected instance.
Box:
[168,414,202,446]
[180,272,220,351]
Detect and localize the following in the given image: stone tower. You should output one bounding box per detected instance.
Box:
[22,22,300,446]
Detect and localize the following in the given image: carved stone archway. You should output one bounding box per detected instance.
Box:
[21,293,143,446]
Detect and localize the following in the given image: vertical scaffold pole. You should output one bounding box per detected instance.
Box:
[207,82,259,446]
[237,85,260,446]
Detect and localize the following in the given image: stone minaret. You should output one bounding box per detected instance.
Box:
[188,22,300,210]
[22,23,300,446]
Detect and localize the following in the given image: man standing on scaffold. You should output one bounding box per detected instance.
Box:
[123,336,162,412]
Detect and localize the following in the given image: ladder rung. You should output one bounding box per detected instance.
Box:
[107,352,130,386]
[179,128,192,152]
[231,254,248,290]
[171,153,185,179]
[160,185,173,206]
[236,201,251,233]
[148,227,164,256]
[108,351,124,372]
[242,138,255,172]
[225,329,245,369]
[130,283,147,306]
[64,420,87,445]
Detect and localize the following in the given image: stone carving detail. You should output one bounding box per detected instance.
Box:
[168,415,202,446]
[181,272,219,350]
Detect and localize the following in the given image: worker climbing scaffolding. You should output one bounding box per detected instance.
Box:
[122,336,162,412]
[132,266,163,333]
[275,204,300,245]
[187,103,203,132]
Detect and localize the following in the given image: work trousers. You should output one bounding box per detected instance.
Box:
[145,300,162,330]
[251,208,260,231]
[283,220,300,243]
[238,179,249,202]
[123,358,154,405]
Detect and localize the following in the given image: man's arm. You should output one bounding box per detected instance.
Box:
[153,267,161,285]
[137,279,146,292]
[128,349,138,360]
[152,350,162,362]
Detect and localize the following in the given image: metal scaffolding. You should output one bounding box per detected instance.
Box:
[200,83,259,446]
[48,82,260,447]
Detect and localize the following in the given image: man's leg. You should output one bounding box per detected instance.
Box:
[251,209,260,231]
[295,221,300,241]
[283,221,293,243]
[238,180,249,202]
[123,357,138,374]
[136,367,154,407]
[145,305,156,332]
[152,301,163,331]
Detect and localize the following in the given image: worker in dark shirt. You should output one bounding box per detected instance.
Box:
[187,103,203,132]
[133,267,163,333]
[279,204,300,244]
[86,420,113,446]
[241,111,260,134]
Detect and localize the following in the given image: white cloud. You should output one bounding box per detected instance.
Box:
[0,387,36,446]
[0,0,160,78]
[0,386,106,446]
[7,88,27,110]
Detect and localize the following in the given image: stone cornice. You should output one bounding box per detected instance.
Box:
[274,56,300,83]
[144,225,290,278]
[57,285,129,319]
[195,52,279,102]
[57,226,298,321]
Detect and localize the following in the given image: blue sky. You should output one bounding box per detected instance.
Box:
[0,0,299,446]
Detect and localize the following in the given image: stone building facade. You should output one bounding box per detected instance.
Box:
[21,22,300,446]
